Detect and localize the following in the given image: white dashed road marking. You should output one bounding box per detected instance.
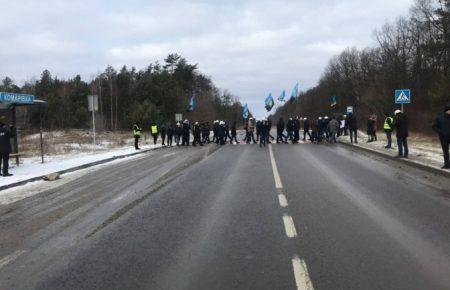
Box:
[278,193,288,207]
[269,144,283,189]
[283,215,298,238]
[0,250,26,269]
[292,255,314,290]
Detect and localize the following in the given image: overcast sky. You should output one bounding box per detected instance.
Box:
[0,0,414,118]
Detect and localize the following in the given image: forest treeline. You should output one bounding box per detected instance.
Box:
[0,54,244,130]
[273,0,449,133]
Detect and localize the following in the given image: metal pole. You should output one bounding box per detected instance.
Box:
[12,105,19,166]
[92,97,96,151]
[401,104,404,113]
[39,104,44,163]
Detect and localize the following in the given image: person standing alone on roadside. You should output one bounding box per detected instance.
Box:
[0,116,13,176]
[347,113,358,144]
[133,123,142,150]
[383,113,394,149]
[394,109,409,158]
[432,105,450,169]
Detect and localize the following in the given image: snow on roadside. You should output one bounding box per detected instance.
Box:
[0,144,161,189]
[339,131,446,170]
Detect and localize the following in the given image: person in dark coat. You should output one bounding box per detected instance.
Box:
[192,122,203,146]
[224,121,232,142]
[267,118,275,142]
[202,122,211,143]
[230,122,239,144]
[259,120,269,147]
[394,110,409,158]
[175,122,182,146]
[256,120,261,142]
[367,116,375,142]
[293,116,300,143]
[276,117,287,144]
[166,124,174,146]
[303,117,311,141]
[347,113,358,144]
[181,120,190,146]
[286,118,294,143]
[0,116,13,176]
[160,124,167,146]
[432,105,450,169]
[212,121,219,143]
[217,121,226,145]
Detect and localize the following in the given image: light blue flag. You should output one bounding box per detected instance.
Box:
[242,104,249,119]
[265,93,275,112]
[278,90,286,102]
[291,83,299,98]
[330,95,337,107]
[188,96,195,112]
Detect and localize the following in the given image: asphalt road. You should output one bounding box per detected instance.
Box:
[0,141,449,289]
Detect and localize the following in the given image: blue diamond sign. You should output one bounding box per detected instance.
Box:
[395,89,411,104]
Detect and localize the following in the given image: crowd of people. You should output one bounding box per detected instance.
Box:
[133,105,450,169]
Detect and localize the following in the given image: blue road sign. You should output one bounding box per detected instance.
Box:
[0,92,35,104]
[395,89,411,104]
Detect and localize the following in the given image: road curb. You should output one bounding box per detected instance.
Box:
[0,146,166,191]
[339,142,450,177]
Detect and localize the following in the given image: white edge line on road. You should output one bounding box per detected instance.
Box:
[269,144,283,189]
[292,255,314,290]
[278,193,288,207]
[283,215,298,238]
[0,250,26,269]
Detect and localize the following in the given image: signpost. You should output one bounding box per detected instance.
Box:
[395,89,411,112]
[175,113,183,122]
[346,106,353,114]
[88,95,98,151]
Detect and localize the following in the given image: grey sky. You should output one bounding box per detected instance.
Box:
[0,0,414,118]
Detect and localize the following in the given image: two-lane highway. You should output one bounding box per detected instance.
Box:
[0,142,449,289]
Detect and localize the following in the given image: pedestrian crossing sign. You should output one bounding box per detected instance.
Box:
[395,89,411,104]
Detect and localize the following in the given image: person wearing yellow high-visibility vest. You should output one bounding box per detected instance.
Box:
[383,113,394,149]
[151,123,159,145]
[133,123,142,150]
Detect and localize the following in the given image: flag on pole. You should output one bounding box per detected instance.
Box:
[187,96,195,112]
[265,93,275,112]
[330,95,337,107]
[242,104,249,119]
[278,90,286,102]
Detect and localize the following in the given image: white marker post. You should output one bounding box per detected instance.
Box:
[88,95,98,151]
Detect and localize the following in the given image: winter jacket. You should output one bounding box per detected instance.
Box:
[347,115,357,130]
[277,119,285,133]
[327,119,340,134]
[394,113,409,138]
[167,126,173,137]
[303,120,310,131]
[0,124,13,153]
[432,114,450,138]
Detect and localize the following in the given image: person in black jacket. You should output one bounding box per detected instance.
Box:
[0,116,13,176]
[202,122,211,144]
[286,118,294,143]
[166,124,173,146]
[174,122,182,146]
[230,122,239,144]
[394,110,409,158]
[347,113,358,144]
[293,116,300,143]
[192,122,203,146]
[276,117,287,144]
[432,105,450,169]
[303,117,311,141]
[182,120,190,146]
[160,124,167,146]
[259,120,269,147]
